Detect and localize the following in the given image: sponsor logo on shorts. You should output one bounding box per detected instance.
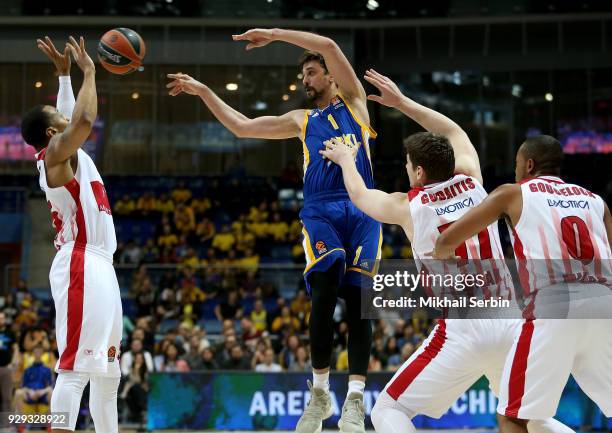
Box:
[108,346,117,362]
[84,349,94,356]
[108,346,116,363]
[315,241,327,255]
[360,261,370,270]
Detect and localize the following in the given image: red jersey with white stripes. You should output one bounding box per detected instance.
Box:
[36,148,117,255]
[408,174,512,299]
[509,175,612,291]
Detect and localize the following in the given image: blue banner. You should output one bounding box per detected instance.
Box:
[147,372,610,430]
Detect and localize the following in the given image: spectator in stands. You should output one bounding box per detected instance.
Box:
[171,181,192,204]
[121,338,154,375]
[290,289,310,322]
[215,334,237,366]
[113,194,135,216]
[13,345,53,416]
[368,354,383,372]
[214,290,243,322]
[240,318,262,348]
[223,344,251,370]
[133,277,155,317]
[255,348,282,372]
[13,280,31,307]
[212,224,235,254]
[268,212,289,242]
[387,343,415,371]
[13,299,38,330]
[196,348,218,370]
[174,235,190,261]
[155,193,175,215]
[279,334,300,369]
[158,224,179,250]
[195,217,216,248]
[184,334,204,369]
[137,192,157,217]
[120,352,149,424]
[182,247,200,268]
[140,239,160,263]
[271,306,300,334]
[384,336,400,364]
[156,286,180,321]
[122,239,142,264]
[159,342,189,372]
[21,327,51,354]
[174,203,196,235]
[289,346,312,372]
[250,299,267,332]
[0,311,18,413]
[191,196,211,218]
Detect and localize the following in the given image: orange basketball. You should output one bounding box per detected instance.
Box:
[97,28,145,75]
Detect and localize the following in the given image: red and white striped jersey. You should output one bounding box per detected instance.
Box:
[509,175,612,291]
[36,148,117,255]
[408,174,513,299]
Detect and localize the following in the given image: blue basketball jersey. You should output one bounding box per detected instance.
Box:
[301,94,376,201]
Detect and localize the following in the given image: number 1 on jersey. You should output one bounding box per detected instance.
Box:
[327,114,339,130]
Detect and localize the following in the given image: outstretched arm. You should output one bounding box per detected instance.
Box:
[364,69,482,184]
[233,28,365,102]
[320,138,413,239]
[167,73,303,139]
[46,37,97,166]
[433,184,521,259]
[37,36,75,118]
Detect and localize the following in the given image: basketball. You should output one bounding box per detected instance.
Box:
[97,27,145,75]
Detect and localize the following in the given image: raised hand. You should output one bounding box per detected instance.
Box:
[37,36,71,76]
[166,73,207,96]
[66,36,95,73]
[232,28,275,50]
[363,69,405,108]
[319,137,359,165]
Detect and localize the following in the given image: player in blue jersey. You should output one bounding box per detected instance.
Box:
[167,28,380,433]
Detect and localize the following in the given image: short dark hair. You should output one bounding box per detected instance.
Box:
[404,132,455,183]
[520,135,564,176]
[298,50,328,74]
[21,105,52,151]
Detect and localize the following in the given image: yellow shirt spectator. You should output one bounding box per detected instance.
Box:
[113,195,135,216]
[191,197,211,215]
[336,350,349,371]
[156,195,175,214]
[171,183,192,204]
[158,225,179,249]
[251,310,267,332]
[174,204,196,234]
[137,193,156,213]
[212,227,236,252]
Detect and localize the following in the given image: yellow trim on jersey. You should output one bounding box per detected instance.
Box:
[301,110,311,176]
[346,226,383,277]
[341,95,377,139]
[302,226,345,274]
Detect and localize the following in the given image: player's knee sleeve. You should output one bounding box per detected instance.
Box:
[344,284,372,377]
[308,261,342,369]
[89,376,120,433]
[50,372,89,431]
[371,393,416,433]
[527,418,575,433]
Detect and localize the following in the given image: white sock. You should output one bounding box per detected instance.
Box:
[347,380,365,396]
[312,371,330,392]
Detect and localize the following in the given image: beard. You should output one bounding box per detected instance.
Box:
[304,86,323,102]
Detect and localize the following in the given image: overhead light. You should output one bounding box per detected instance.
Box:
[131,92,139,100]
[482,76,490,87]
[512,84,522,98]
[267,0,273,3]
[297,73,303,80]
[253,101,268,110]
[289,84,297,91]
[282,94,289,101]
[366,0,379,11]
[34,81,42,88]
[545,92,553,102]
[226,83,238,91]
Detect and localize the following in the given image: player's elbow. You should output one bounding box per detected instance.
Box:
[73,114,95,131]
[320,37,339,54]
